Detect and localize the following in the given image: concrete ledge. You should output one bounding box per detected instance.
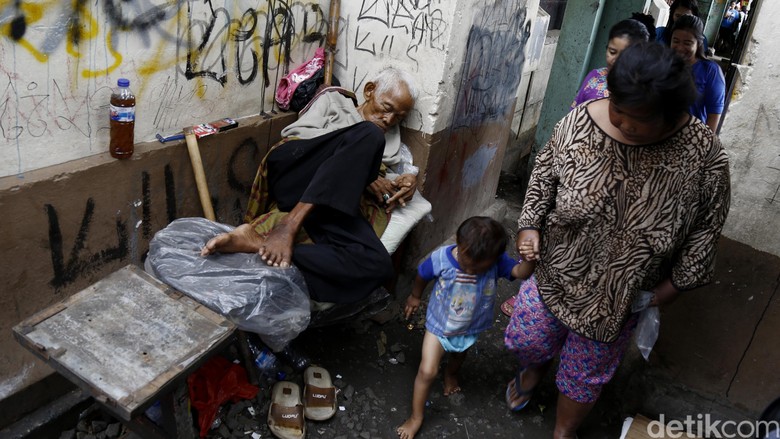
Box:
[0,389,92,438]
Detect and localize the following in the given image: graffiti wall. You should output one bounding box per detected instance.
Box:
[410,0,531,256]
[0,0,326,177]
[333,0,452,133]
[0,0,462,178]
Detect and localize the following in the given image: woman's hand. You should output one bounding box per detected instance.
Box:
[516,229,541,261]
[649,278,681,307]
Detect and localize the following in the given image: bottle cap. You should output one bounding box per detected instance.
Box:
[117,78,130,87]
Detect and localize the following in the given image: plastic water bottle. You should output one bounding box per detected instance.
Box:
[253,345,281,384]
[109,78,135,159]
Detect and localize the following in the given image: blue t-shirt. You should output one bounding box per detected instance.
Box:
[690,59,725,124]
[419,245,516,337]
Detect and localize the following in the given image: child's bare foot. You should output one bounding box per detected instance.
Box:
[443,371,461,396]
[201,224,264,256]
[397,416,422,439]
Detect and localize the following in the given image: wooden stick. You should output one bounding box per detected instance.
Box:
[323,0,340,86]
[183,127,216,221]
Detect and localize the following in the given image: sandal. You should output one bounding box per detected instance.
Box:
[505,368,533,412]
[500,296,517,317]
[268,381,306,439]
[303,366,337,421]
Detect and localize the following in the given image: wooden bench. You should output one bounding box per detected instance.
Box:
[13,265,236,439]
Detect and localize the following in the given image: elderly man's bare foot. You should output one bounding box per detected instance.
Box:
[258,222,295,267]
[201,224,264,256]
[443,371,461,396]
[396,416,422,439]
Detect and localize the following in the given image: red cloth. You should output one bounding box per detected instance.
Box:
[187,356,259,437]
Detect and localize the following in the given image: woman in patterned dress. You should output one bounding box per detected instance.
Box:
[504,42,731,439]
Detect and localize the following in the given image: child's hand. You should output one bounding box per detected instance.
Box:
[404,295,421,319]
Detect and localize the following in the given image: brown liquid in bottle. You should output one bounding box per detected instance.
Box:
[109,89,135,159]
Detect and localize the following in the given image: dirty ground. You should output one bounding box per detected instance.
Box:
[58,173,638,439]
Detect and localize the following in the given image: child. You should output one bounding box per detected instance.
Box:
[396,216,535,439]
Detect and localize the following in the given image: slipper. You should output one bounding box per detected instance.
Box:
[501,296,517,317]
[303,366,337,421]
[505,369,533,412]
[268,381,306,439]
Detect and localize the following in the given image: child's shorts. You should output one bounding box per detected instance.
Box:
[504,276,638,404]
[438,334,479,353]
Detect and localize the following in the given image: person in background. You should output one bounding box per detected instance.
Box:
[397,217,535,439]
[630,12,657,41]
[570,18,650,109]
[671,15,726,131]
[503,42,730,439]
[656,0,709,52]
[715,2,741,55]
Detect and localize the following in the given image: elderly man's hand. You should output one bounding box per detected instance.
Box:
[369,177,397,205]
[386,174,417,211]
[368,174,418,213]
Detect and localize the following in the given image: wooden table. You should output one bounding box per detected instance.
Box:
[13,265,237,438]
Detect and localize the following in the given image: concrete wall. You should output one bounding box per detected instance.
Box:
[0,0,533,409]
[719,0,780,257]
[502,2,550,173]
[406,0,533,258]
[0,0,326,178]
[0,112,294,401]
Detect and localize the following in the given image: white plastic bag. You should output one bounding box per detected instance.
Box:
[631,290,660,361]
[146,218,311,351]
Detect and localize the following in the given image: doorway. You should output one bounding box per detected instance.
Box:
[713,0,758,132]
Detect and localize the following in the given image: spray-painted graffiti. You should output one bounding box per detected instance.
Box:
[46,198,130,291]
[0,1,324,177]
[354,0,447,61]
[43,137,260,290]
[3,1,324,84]
[452,1,531,127]
[462,143,498,189]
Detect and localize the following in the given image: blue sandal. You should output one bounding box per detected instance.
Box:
[505,369,533,412]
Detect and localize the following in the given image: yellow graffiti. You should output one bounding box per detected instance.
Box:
[2,0,323,95]
[81,29,122,78]
[1,1,49,61]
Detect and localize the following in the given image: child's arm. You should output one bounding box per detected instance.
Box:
[404,274,429,319]
[511,259,536,280]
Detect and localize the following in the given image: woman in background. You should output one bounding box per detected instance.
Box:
[671,15,725,131]
[570,18,650,108]
[656,0,709,52]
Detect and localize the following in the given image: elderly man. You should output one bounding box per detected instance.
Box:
[201,67,420,305]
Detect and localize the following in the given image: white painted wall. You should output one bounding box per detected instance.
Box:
[331,0,454,134]
[0,1,327,177]
[0,0,461,179]
[720,0,780,256]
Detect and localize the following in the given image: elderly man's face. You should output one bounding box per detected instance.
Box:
[358,82,414,132]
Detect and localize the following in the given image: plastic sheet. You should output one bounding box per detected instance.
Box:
[146,218,311,351]
[631,290,660,361]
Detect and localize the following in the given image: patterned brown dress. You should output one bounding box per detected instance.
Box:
[518,103,731,343]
